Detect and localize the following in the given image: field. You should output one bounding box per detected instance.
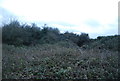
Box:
[2,21,119,79]
[2,41,119,79]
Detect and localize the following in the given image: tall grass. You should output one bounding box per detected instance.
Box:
[2,42,118,79]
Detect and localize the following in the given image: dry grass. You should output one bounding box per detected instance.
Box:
[2,42,119,79]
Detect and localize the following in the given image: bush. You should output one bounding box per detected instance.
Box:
[63,31,79,44]
[77,33,90,47]
[86,35,120,51]
[2,21,61,46]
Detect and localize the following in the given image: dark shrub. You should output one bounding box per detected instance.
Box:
[77,33,90,47]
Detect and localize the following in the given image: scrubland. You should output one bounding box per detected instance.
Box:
[2,41,119,79]
[2,21,119,79]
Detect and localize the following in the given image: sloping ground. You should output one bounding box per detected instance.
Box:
[2,42,119,79]
[85,35,120,51]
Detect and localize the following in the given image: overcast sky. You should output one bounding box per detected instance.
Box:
[0,0,119,38]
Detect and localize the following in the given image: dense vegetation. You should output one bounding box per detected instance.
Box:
[2,20,119,79]
[2,20,89,47]
[2,43,119,79]
[82,35,120,52]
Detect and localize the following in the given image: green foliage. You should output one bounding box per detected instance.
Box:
[39,27,60,44]
[2,20,119,52]
[2,20,89,47]
[63,31,79,44]
[86,35,120,51]
[2,21,24,46]
[2,20,119,79]
[2,21,61,46]
[2,43,118,79]
[77,33,90,47]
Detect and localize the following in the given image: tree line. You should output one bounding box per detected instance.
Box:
[2,20,90,46]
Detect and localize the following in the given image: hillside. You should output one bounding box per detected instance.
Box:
[2,21,119,79]
[81,35,120,52]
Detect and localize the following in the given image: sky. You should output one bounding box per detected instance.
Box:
[0,0,119,38]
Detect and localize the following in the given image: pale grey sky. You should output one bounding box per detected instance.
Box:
[0,0,119,38]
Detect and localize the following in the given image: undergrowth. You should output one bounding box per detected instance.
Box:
[2,41,119,79]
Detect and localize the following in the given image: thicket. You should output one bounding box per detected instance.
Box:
[2,20,90,47]
[96,35,120,51]
[2,20,119,51]
[2,20,119,79]
[2,43,118,79]
[82,35,120,51]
